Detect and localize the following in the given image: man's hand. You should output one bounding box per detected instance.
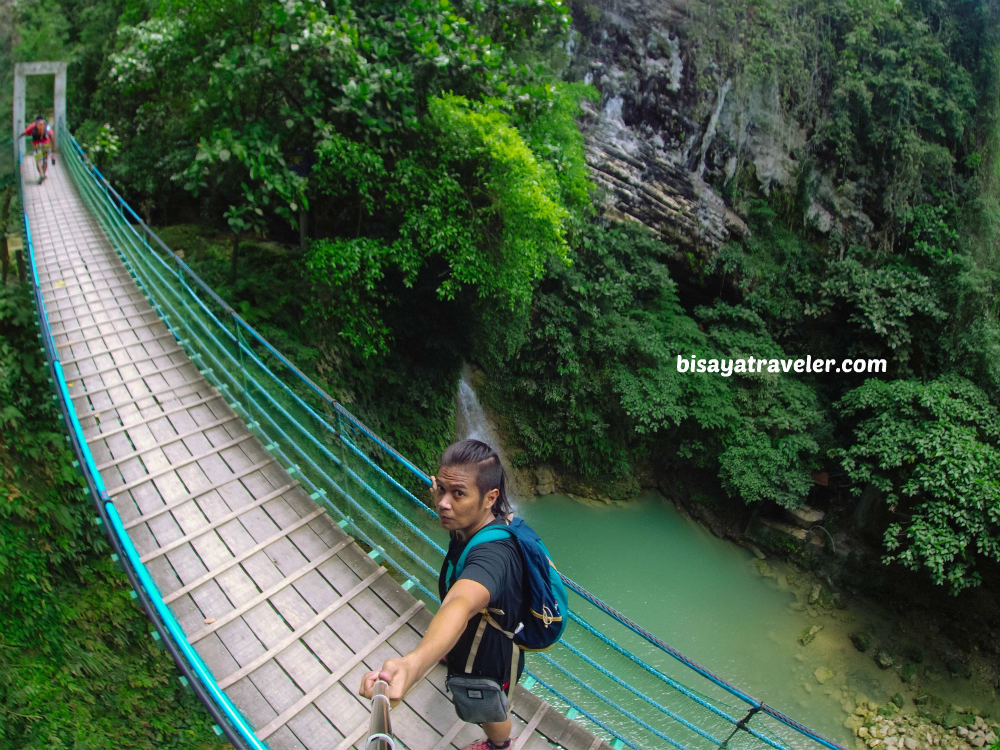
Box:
[359,656,415,701]
[357,579,489,703]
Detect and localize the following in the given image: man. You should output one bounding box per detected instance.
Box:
[23,116,55,182]
[360,439,523,750]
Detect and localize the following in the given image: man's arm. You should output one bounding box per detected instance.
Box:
[359,577,490,701]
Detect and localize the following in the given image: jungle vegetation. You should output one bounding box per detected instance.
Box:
[2,2,1000,739]
[0,283,226,747]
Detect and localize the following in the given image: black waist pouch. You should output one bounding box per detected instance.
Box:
[445,674,509,724]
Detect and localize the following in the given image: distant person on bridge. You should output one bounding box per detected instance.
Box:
[360,438,524,750]
[23,116,55,182]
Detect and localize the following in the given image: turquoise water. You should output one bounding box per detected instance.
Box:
[517,492,854,746]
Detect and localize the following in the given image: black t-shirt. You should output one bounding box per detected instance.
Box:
[438,520,525,686]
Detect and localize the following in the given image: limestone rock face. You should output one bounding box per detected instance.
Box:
[567,0,870,251]
[571,0,741,250]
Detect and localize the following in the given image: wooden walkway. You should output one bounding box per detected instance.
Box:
[22,156,611,750]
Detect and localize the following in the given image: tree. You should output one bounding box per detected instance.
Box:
[835,376,1000,593]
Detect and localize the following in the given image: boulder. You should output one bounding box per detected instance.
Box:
[814,666,834,684]
[799,624,823,646]
[534,465,556,496]
[875,650,895,669]
[784,504,826,528]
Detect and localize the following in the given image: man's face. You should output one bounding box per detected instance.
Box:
[432,464,497,540]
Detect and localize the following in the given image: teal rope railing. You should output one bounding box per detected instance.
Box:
[53,127,847,750]
[18,148,267,750]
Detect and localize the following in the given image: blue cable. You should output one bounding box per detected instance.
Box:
[57,129,848,750]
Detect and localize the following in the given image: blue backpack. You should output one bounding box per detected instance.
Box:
[447,517,568,651]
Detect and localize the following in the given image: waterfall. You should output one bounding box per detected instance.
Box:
[455,367,519,505]
[695,77,732,179]
[456,368,501,447]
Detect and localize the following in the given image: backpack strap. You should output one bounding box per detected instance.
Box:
[447,525,512,588]
[450,523,522,707]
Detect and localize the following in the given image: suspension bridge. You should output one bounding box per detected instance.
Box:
[13,115,848,750]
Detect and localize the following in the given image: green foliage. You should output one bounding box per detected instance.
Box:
[81,121,122,169]
[813,249,946,367]
[482,222,825,508]
[0,282,223,747]
[692,303,826,509]
[96,0,588,373]
[690,0,986,236]
[480,220,700,482]
[707,200,825,340]
[184,125,308,236]
[305,237,392,358]
[427,93,571,304]
[11,0,72,63]
[821,0,974,222]
[304,90,582,358]
[835,376,1000,593]
[508,81,598,212]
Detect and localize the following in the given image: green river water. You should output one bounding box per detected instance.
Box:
[515,492,999,749]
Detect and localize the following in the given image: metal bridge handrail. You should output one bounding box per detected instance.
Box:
[52,126,848,750]
[18,143,268,750]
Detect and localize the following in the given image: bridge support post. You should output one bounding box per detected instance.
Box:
[12,61,68,161]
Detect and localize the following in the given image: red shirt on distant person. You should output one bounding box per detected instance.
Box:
[24,118,53,145]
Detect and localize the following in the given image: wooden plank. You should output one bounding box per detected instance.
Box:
[98,414,238,471]
[139,480,299,563]
[283,706,338,750]
[121,456,280,529]
[512,702,549,750]
[430,717,468,750]
[85,393,221,440]
[73,357,194,399]
[162,507,327,604]
[334,716,368,750]
[49,307,159,337]
[188,539,350,643]
[84,392,222,440]
[97,414,238,471]
[60,330,177,366]
[86,382,211,430]
[217,566,387,689]
[60,335,171,369]
[264,725,309,750]
[313,683,370,749]
[522,684,615,750]
[256,600,424,740]
[57,319,163,348]
[41,267,134,287]
[43,287,148,315]
[75,362,198,404]
[106,433,255,497]
[83,382,212,429]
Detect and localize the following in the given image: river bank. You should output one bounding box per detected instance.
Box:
[513,465,1000,750]
[743,545,1000,750]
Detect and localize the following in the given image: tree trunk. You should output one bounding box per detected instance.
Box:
[231,232,240,287]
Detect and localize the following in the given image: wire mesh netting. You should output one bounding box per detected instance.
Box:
[57,128,846,750]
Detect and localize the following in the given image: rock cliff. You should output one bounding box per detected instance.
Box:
[568,0,871,252]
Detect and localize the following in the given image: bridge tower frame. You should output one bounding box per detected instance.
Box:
[12,61,68,161]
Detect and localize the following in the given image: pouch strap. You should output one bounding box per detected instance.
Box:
[464,615,489,673]
[462,609,521,710]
